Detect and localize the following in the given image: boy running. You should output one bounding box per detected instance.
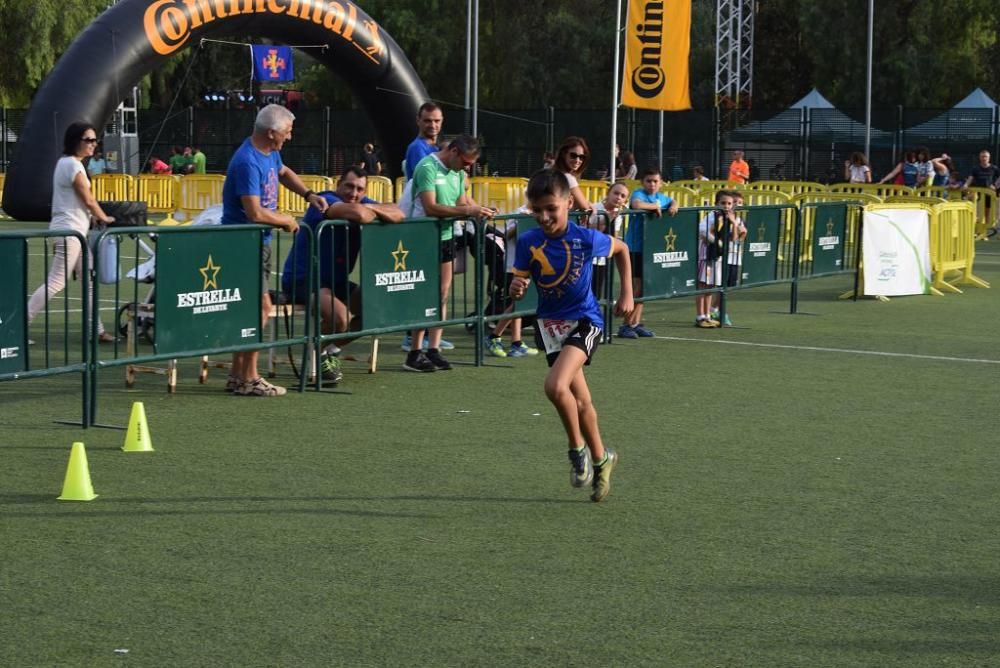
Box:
[511,170,634,502]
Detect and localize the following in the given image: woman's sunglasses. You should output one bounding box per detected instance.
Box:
[567,151,587,160]
[81,137,98,144]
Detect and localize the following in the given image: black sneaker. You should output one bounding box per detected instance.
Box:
[320,353,344,384]
[425,349,453,371]
[402,351,436,373]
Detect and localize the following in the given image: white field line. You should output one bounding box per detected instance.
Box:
[652,335,1000,365]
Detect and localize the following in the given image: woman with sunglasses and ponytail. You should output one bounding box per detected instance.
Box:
[553,136,594,213]
[26,121,117,343]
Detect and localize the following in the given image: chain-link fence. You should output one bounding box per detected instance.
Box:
[2,105,997,183]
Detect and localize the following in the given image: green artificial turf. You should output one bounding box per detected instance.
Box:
[1,235,998,666]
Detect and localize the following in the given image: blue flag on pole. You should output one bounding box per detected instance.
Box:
[252,45,294,82]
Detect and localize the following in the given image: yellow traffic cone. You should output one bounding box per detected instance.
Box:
[57,442,98,501]
[122,401,154,453]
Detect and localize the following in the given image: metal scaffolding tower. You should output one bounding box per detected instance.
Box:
[714,0,754,111]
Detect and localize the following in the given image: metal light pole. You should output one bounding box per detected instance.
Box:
[472,0,480,139]
[465,0,471,133]
[864,0,873,159]
[610,0,623,185]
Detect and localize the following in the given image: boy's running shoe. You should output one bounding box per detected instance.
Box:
[568,447,594,488]
[508,342,539,357]
[633,324,656,337]
[320,353,343,384]
[425,349,453,371]
[722,314,733,327]
[617,324,638,339]
[591,448,618,502]
[484,337,507,357]
[438,338,455,350]
[402,352,436,372]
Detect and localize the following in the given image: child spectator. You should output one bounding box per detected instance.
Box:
[483,210,540,359]
[710,190,747,326]
[510,169,634,502]
[696,190,739,327]
[619,167,678,339]
[588,182,630,298]
[844,152,871,183]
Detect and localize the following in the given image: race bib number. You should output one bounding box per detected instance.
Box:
[538,318,578,355]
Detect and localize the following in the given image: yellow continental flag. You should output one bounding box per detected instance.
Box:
[621,0,692,111]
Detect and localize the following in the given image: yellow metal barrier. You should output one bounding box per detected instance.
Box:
[577,179,608,208]
[929,201,990,293]
[619,178,641,193]
[176,174,226,220]
[962,186,998,239]
[364,175,395,204]
[469,177,527,213]
[135,174,179,215]
[828,183,913,199]
[91,173,134,201]
[670,179,740,191]
[280,175,334,216]
[395,176,406,203]
[747,180,827,195]
[660,186,699,208]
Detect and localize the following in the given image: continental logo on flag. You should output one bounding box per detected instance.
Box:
[143,0,387,65]
[621,0,692,111]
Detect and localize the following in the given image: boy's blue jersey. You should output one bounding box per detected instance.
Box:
[625,190,674,251]
[512,222,612,327]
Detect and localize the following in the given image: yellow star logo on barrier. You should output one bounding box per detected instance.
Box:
[199,255,221,290]
[664,228,677,252]
[391,240,409,271]
[757,223,767,242]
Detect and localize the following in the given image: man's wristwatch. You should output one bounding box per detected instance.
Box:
[303,189,315,199]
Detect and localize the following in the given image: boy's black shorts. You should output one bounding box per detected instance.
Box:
[534,317,602,367]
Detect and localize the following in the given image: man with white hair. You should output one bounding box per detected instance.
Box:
[221,103,326,397]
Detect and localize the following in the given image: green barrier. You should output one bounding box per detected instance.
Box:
[642,208,701,297]
[89,224,313,421]
[740,207,783,284]
[808,202,849,275]
[154,228,264,354]
[0,236,27,375]
[360,219,442,330]
[312,217,483,383]
[0,229,91,426]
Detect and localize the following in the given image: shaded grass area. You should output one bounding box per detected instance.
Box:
[1,243,999,665]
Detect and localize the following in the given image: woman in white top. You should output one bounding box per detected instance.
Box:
[553,136,593,212]
[27,122,116,342]
[844,152,872,183]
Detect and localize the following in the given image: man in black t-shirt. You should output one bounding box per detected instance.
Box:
[963,150,1000,190]
[963,150,1000,236]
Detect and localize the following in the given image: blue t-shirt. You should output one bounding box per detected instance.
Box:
[281,190,377,289]
[901,162,919,187]
[625,190,674,252]
[404,137,438,180]
[512,222,612,328]
[221,138,283,242]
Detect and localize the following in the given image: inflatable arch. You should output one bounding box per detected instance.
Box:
[3,0,428,221]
